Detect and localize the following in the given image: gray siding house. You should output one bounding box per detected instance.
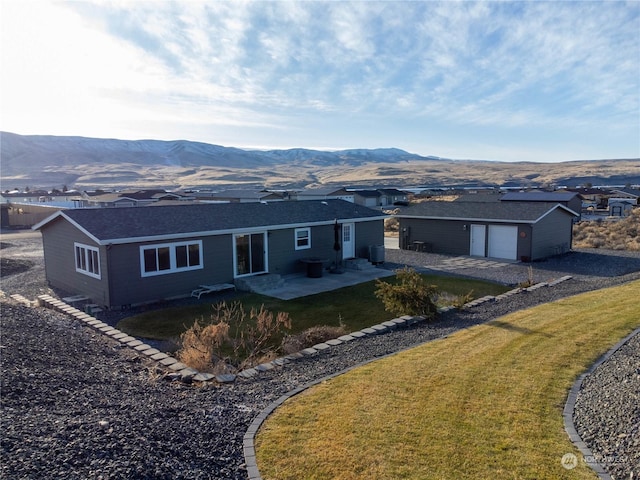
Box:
[396,201,578,262]
[34,200,386,308]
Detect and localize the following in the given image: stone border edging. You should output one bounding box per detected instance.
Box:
[562,326,640,480]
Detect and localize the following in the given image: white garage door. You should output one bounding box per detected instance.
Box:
[488,225,518,260]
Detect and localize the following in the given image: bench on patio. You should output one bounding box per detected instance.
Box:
[190,283,236,299]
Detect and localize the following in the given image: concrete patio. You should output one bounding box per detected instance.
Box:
[252,266,395,300]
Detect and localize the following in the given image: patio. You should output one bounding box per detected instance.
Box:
[253,266,395,300]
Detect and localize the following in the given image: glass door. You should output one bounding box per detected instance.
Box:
[234,232,267,276]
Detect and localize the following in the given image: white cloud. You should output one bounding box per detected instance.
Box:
[0,0,637,160]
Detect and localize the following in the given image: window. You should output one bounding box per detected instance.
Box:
[140,240,203,277]
[74,243,101,279]
[295,227,311,250]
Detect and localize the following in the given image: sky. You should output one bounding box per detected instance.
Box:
[1,1,639,162]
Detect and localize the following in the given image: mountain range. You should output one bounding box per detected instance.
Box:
[1,131,639,191]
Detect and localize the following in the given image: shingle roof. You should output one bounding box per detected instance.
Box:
[396,201,577,223]
[36,199,385,244]
[500,192,578,202]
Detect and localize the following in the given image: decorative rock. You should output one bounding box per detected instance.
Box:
[389,318,407,326]
[370,324,388,332]
[215,373,236,383]
[168,362,188,371]
[337,334,356,342]
[255,363,275,372]
[192,372,215,382]
[284,352,304,360]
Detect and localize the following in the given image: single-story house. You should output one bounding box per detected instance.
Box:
[395,201,578,262]
[196,189,286,203]
[353,190,382,207]
[293,187,355,203]
[608,200,634,217]
[377,189,409,206]
[79,189,195,208]
[33,200,386,308]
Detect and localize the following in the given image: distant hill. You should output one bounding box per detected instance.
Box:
[1,131,639,190]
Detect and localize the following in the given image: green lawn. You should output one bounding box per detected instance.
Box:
[116,274,509,340]
[255,280,640,480]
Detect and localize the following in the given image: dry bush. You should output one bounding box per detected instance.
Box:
[573,208,640,251]
[176,301,291,373]
[176,320,229,373]
[281,324,348,354]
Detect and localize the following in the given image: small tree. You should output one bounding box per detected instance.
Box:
[375,267,438,319]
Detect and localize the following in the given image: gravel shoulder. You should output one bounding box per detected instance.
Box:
[1,230,639,479]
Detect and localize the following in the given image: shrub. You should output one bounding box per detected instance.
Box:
[282,324,348,354]
[176,301,292,372]
[374,267,439,319]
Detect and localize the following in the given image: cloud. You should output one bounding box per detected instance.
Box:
[1,0,637,160]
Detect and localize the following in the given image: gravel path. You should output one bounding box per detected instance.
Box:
[1,231,639,479]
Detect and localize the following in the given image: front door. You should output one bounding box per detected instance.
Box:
[234,232,267,277]
[470,224,486,257]
[342,223,355,259]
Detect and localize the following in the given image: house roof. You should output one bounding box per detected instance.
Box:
[378,188,407,196]
[396,201,578,224]
[611,188,640,198]
[34,199,386,245]
[500,191,579,202]
[207,189,283,200]
[354,190,382,198]
[296,187,350,197]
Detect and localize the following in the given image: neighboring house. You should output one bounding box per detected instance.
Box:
[377,188,409,206]
[293,187,354,203]
[353,190,382,207]
[34,200,386,308]
[500,191,582,220]
[80,189,194,207]
[197,189,285,203]
[608,200,634,217]
[395,201,578,262]
[564,187,613,209]
[609,188,640,206]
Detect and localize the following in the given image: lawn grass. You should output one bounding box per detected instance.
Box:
[254,280,640,480]
[116,274,509,340]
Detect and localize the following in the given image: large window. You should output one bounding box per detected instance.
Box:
[74,242,101,279]
[140,240,203,277]
[295,227,311,250]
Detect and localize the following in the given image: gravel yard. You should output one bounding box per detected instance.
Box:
[1,230,639,479]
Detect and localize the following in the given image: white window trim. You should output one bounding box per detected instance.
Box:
[139,240,203,277]
[294,227,311,250]
[74,242,101,279]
